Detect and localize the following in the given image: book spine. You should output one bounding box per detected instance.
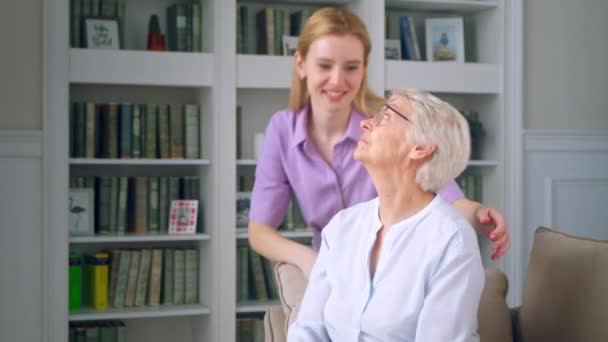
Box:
[184,249,198,304]
[113,249,131,307]
[134,249,151,306]
[173,249,186,304]
[119,103,133,158]
[69,253,82,310]
[148,176,160,233]
[147,249,163,305]
[162,249,174,304]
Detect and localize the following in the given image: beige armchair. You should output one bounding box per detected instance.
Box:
[264,263,512,342]
[264,227,608,342]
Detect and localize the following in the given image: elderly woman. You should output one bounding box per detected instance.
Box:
[287,89,485,342]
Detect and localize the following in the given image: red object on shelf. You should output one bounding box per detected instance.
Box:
[147,33,166,51]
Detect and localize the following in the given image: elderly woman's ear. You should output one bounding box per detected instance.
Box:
[409,144,436,161]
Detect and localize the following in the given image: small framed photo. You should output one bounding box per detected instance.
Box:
[385,39,402,60]
[282,35,299,56]
[236,192,251,228]
[425,17,464,62]
[169,200,199,234]
[69,188,95,236]
[85,17,120,49]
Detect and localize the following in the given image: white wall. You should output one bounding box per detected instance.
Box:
[0,1,44,341]
[524,0,608,130]
[0,0,42,129]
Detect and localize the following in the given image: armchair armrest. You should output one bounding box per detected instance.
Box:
[264,305,287,342]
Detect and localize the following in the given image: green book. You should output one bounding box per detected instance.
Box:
[184,249,198,304]
[158,177,169,233]
[100,0,116,17]
[273,8,283,55]
[73,102,86,158]
[173,249,186,304]
[192,3,201,52]
[169,104,184,158]
[144,104,158,159]
[147,177,160,234]
[91,0,100,16]
[157,104,170,159]
[107,249,121,307]
[248,249,269,300]
[119,103,132,158]
[131,104,142,158]
[70,0,82,48]
[184,104,200,159]
[134,249,151,306]
[69,253,82,310]
[124,250,140,307]
[113,249,131,307]
[262,258,278,299]
[108,177,119,234]
[240,5,249,54]
[130,177,148,235]
[162,249,174,304]
[116,177,129,234]
[80,0,92,47]
[236,246,249,302]
[85,102,96,158]
[101,103,119,159]
[85,326,99,342]
[96,177,112,235]
[99,322,116,342]
[116,0,126,49]
[115,321,126,342]
[147,249,163,305]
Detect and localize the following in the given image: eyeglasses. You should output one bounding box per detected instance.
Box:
[372,103,414,126]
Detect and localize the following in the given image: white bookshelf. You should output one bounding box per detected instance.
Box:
[236,227,314,239]
[44,0,521,341]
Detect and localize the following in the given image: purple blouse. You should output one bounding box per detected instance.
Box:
[249,107,464,250]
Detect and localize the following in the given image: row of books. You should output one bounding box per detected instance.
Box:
[456,174,483,203]
[70,176,201,235]
[167,3,202,52]
[236,192,306,231]
[237,317,265,342]
[237,6,311,55]
[69,0,126,49]
[386,15,422,61]
[69,320,126,342]
[237,246,277,302]
[70,102,200,159]
[461,110,485,160]
[69,248,199,310]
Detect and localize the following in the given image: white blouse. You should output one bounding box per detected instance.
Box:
[287,195,485,342]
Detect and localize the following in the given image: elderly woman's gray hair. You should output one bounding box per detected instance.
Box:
[389,89,471,193]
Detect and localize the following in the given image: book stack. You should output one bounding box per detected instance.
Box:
[236,5,311,55]
[69,248,199,311]
[236,246,278,303]
[456,173,483,202]
[166,3,202,52]
[236,317,264,342]
[69,175,202,235]
[69,102,201,160]
[461,110,485,160]
[69,320,126,342]
[69,0,127,49]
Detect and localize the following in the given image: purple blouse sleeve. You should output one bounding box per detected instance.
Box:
[249,114,292,228]
[437,179,464,204]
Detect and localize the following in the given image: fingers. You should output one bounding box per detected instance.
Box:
[490,230,511,260]
[491,239,511,261]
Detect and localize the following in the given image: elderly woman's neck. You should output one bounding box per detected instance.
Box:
[373,171,435,229]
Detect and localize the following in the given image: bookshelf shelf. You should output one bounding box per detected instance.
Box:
[69,233,211,244]
[69,158,211,166]
[385,61,502,94]
[236,159,257,166]
[69,304,211,321]
[236,227,313,239]
[237,55,293,89]
[239,0,352,4]
[468,160,499,167]
[70,49,215,87]
[386,0,499,12]
[236,300,281,314]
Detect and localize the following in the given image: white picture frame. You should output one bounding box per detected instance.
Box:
[169,200,199,234]
[385,39,402,60]
[69,188,95,236]
[85,17,120,49]
[425,17,464,63]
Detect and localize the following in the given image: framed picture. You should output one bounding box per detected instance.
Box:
[69,188,95,236]
[169,200,198,234]
[385,39,402,60]
[85,17,120,49]
[236,192,251,228]
[425,17,464,62]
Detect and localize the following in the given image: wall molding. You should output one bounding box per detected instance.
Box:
[0,130,43,158]
[525,129,608,152]
[544,177,608,227]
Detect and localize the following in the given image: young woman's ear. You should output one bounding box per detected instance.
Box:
[295,52,305,80]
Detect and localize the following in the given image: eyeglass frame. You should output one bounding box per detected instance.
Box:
[372,103,415,126]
